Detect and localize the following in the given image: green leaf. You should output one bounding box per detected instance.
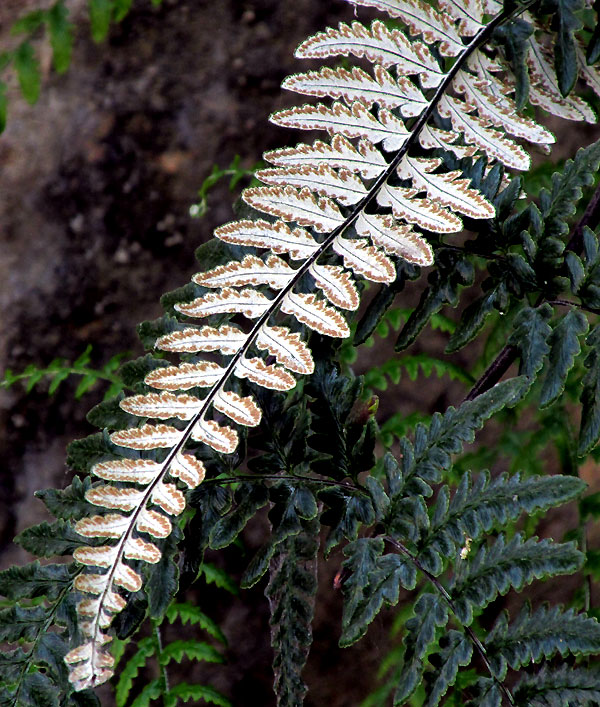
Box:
[0,604,48,642]
[167,683,232,707]
[579,326,600,455]
[424,631,472,707]
[115,636,155,707]
[35,475,96,520]
[340,538,416,647]
[581,491,600,519]
[12,670,60,707]
[13,42,40,104]
[486,604,600,680]
[46,2,73,74]
[198,563,238,596]
[513,665,600,706]
[540,138,600,240]
[266,517,319,707]
[15,520,91,557]
[549,0,584,96]
[507,304,552,380]
[89,0,113,43]
[587,19,600,64]
[393,377,527,497]
[209,483,269,549]
[418,471,585,576]
[363,354,473,393]
[113,0,133,22]
[450,535,583,625]
[396,251,473,351]
[539,309,588,407]
[446,289,498,354]
[394,593,449,703]
[129,679,162,707]
[166,603,227,645]
[0,561,75,601]
[145,529,180,620]
[11,10,46,35]
[160,639,224,666]
[492,18,533,109]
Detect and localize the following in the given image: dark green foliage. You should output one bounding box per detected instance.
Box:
[15,520,92,557]
[579,325,600,455]
[493,18,533,109]
[513,665,600,706]
[508,304,552,379]
[486,603,600,678]
[540,309,588,406]
[547,0,584,95]
[266,517,319,706]
[35,475,97,520]
[0,562,75,601]
[340,538,416,646]
[423,631,472,707]
[395,250,474,351]
[449,534,583,625]
[394,593,449,703]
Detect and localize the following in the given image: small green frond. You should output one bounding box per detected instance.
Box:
[167,683,232,706]
[423,630,472,707]
[507,304,552,381]
[540,309,589,407]
[0,562,75,601]
[450,535,583,625]
[166,603,227,645]
[115,637,156,707]
[198,563,238,596]
[417,471,585,575]
[513,665,600,706]
[579,325,600,455]
[341,538,416,647]
[486,604,600,679]
[539,138,600,240]
[159,639,224,666]
[390,378,526,497]
[267,517,319,706]
[15,520,92,557]
[363,353,473,394]
[394,593,449,704]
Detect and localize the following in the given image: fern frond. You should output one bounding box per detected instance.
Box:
[486,603,600,679]
[449,534,583,625]
[513,664,600,706]
[266,517,319,707]
[60,0,599,691]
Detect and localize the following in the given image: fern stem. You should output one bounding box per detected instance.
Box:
[201,473,367,494]
[153,620,170,700]
[464,343,518,402]
[567,178,600,253]
[383,536,516,706]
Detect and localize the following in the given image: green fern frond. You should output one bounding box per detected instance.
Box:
[363,353,473,394]
[417,471,585,575]
[266,517,319,706]
[449,534,583,625]
[485,603,600,679]
[1,345,126,400]
[513,664,600,706]
[115,637,155,707]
